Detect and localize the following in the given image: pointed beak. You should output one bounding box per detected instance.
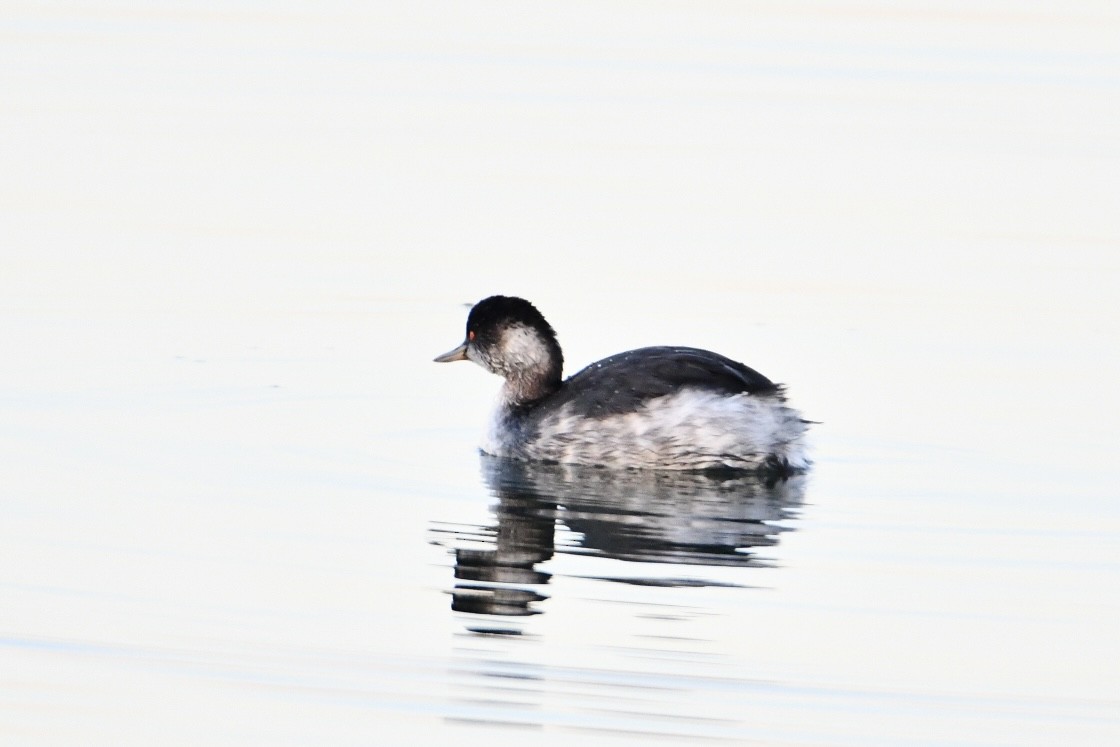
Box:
[433,341,469,363]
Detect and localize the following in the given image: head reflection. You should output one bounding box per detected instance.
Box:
[440,456,807,625]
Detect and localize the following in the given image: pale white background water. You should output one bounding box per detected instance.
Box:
[2,2,1118,744]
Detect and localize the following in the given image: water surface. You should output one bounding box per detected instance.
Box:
[2,2,1118,744]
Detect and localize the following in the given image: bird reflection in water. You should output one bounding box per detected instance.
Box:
[431,456,806,629]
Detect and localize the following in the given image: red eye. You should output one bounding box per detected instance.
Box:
[468,330,475,341]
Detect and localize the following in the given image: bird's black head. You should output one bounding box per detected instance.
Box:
[434,295,564,402]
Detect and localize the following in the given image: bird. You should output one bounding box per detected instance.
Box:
[435,295,809,475]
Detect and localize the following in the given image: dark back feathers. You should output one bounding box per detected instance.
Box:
[532,346,783,419]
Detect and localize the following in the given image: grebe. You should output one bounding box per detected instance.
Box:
[435,295,809,474]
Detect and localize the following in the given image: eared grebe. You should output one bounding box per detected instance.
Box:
[435,296,810,474]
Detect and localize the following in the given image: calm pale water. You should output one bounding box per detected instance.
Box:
[2,2,1118,745]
